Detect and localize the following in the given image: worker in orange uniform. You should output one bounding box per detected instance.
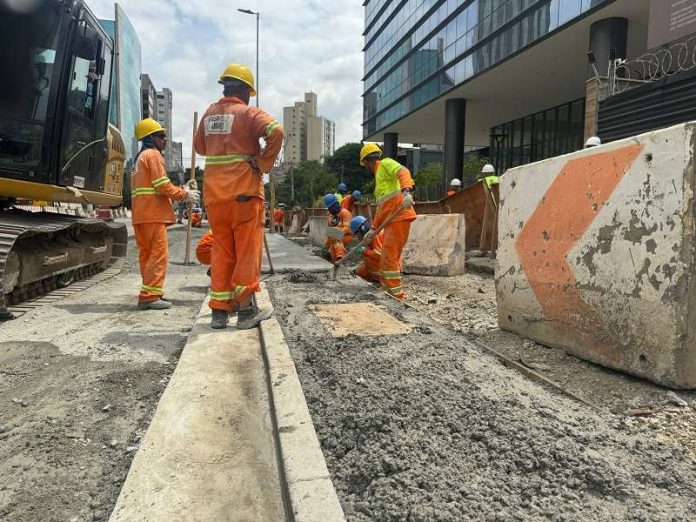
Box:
[350,215,383,283]
[196,229,214,266]
[341,190,361,214]
[273,205,285,233]
[359,143,416,300]
[190,207,203,228]
[131,118,200,310]
[446,178,461,196]
[194,63,284,330]
[323,193,352,262]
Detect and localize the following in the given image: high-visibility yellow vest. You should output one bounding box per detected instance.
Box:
[374,158,403,201]
[484,175,499,187]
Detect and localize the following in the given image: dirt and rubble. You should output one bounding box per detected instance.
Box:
[269,271,696,521]
[404,273,696,458]
[0,226,209,522]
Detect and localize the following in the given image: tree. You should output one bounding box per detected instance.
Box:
[462,154,489,188]
[324,142,370,196]
[413,161,443,201]
[275,160,337,208]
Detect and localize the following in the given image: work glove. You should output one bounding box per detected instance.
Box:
[355,245,365,255]
[184,187,201,204]
[402,190,414,208]
[185,179,198,190]
[363,228,376,244]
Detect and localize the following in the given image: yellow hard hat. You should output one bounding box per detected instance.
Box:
[359,143,382,166]
[135,118,165,141]
[218,63,256,96]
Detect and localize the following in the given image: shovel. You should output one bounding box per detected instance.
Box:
[330,199,409,280]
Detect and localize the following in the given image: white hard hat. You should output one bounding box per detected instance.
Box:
[481,164,495,174]
[585,136,601,148]
[450,178,461,186]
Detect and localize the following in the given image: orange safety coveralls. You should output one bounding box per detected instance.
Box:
[340,194,357,214]
[196,230,214,266]
[273,208,284,224]
[446,190,456,197]
[371,158,417,300]
[131,148,187,303]
[194,96,283,312]
[190,212,202,228]
[324,208,352,262]
[355,230,384,283]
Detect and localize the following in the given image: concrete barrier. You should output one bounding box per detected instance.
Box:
[308,216,326,247]
[403,214,466,276]
[496,122,696,388]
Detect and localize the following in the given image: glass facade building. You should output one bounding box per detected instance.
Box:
[363,0,609,137]
[100,6,142,169]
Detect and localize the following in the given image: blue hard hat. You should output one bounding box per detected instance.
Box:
[338,183,348,193]
[352,190,362,201]
[323,193,338,209]
[350,215,369,234]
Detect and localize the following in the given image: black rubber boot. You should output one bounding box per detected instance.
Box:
[210,309,229,329]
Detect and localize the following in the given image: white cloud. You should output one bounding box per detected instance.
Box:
[89,0,365,165]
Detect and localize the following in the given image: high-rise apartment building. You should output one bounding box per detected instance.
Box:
[156,88,173,172]
[140,74,157,120]
[283,92,336,164]
[363,0,695,183]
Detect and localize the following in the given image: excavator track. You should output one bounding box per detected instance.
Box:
[0,209,127,319]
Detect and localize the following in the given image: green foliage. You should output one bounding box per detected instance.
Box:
[324,142,371,195]
[462,154,489,188]
[413,161,443,201]
[275,160,337,207]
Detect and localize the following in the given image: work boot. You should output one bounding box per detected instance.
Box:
[137,299,172,310]
[236,305,273,330]
[210,309,229,329]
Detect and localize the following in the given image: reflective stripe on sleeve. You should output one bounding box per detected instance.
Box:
[151,176,171,188]
[264,121,281,136]
[131,188,158,197]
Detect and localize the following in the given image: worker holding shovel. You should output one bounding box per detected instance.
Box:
[323,193,352,263]
[358,143,416,300]
[349,216,384,284]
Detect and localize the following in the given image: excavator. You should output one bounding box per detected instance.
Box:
[0,0,127,319]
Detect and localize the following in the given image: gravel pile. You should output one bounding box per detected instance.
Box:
[270,275,696,521]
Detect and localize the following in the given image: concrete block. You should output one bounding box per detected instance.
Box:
[403,214,466,276]
[288,214,300,235]
[496,122,696,388]
[308,216,327,247]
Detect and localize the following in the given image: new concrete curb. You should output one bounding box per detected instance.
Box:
[257,286,346,522]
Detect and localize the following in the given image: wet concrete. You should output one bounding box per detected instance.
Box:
[268,273,696,521]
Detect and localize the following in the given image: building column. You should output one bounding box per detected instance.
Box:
[588,17,628,78]
[586,18,628,141]
[444,98,466,185]
[383,132,398,159]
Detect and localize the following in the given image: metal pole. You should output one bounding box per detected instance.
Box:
[255,12,259,108]
[184,112,198,265]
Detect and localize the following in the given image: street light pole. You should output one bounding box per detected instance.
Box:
[238,8,259,108]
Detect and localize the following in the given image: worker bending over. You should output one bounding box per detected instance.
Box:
[350,216,384,283]
[190,207,203,228]
[341,190,361,214]
[359,143,416,300]
[195,63,284,330]
[131,117,200,310]
[196,229,214,266]
[323,193,352,263]
[334,182,348,203]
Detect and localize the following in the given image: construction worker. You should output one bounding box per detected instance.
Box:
[334,182,348,203]
[323,193,352,262]
[350,215,384,284]
[273,205,285,233]
[585,136,602,148]
[446,178,461,196]
[341,190,361,213]
[359,143,416,300]
[481,164,499,187]
[194,63,284,330]
[196,229,214,266]
[131,117,200,310]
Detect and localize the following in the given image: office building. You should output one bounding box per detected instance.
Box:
[170,140,184,183]
[362,0,696,182]
[283,92,336,164]
[156,88,173,172]
[140,74,157,121]
[99,4,142,168]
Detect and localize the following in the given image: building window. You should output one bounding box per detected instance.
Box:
[489,97,586,173]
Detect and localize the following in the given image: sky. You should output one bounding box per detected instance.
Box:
[89,0,365,163]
